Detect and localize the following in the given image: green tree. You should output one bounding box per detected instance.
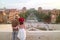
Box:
[19,10,30,19]
[56,14,60,23]
[43,12,51,23]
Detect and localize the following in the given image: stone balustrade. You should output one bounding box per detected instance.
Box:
[0,24,60,40]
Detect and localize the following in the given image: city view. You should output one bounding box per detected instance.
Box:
[0,0,60,40]
[0,7,60,24]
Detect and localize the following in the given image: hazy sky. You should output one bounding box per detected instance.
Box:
[0,0,60,9]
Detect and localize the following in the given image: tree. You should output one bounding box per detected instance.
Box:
[43,12,51,23]
[56,14,60,23]
[19,10,30,19]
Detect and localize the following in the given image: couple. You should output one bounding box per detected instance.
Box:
[12,17,26,40]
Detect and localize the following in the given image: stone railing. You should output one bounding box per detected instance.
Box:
[0,24,60,40]
[0,24,12,40]
[26,31,60,40]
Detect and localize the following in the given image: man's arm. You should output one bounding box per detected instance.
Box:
[12,27,18,29]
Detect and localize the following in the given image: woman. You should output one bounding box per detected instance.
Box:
[17,17,26,40]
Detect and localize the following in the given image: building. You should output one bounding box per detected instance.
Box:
[42,10,51,14]
[22,7,27,13]
[0,9,7,23]
[38,7,42,13]
[0,10,4,23]
[0,9,20,23]
[38,7,60,23]
[8,9,19,22]
[51,9,60,23]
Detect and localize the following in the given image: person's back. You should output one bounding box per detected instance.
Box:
[11,19,19,40]
[12,19,19,31]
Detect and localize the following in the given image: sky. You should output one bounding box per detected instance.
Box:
[0,0,60,9]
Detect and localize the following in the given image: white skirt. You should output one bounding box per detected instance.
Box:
[17,29,26,40]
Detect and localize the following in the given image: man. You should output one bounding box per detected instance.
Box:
[11,18,19,40]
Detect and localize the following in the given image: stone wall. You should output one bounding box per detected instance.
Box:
[0,31,60,40]
[26,31,60,40]
[0,24,12,40]
[0,24,60,40]
[0,32,12,40]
